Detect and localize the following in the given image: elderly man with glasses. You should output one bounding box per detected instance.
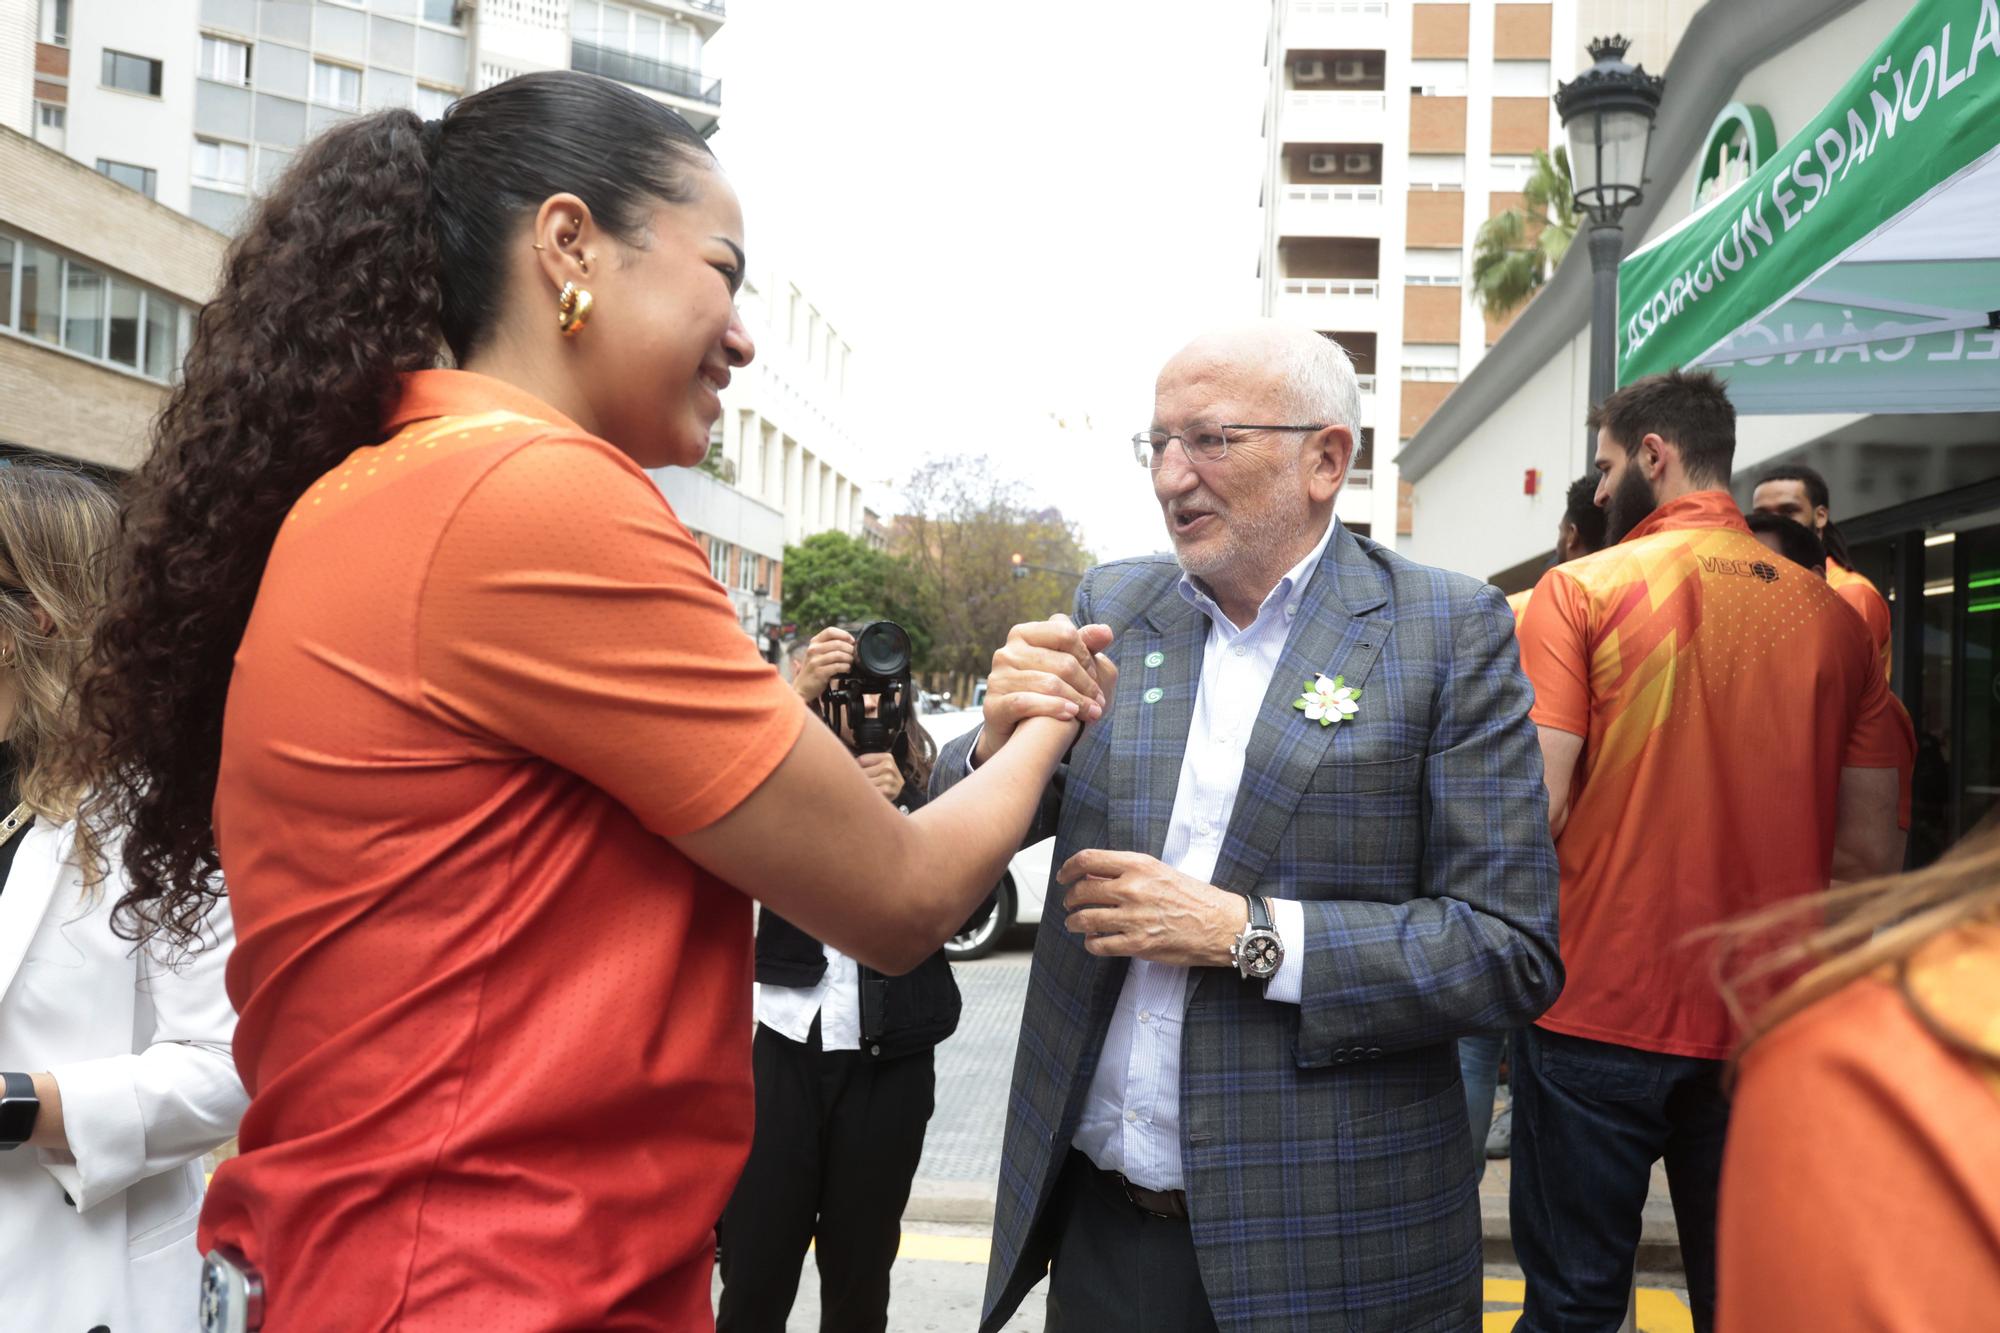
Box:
[932,320,1562,1333]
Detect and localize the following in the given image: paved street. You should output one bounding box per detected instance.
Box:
[725,945,1694,1331]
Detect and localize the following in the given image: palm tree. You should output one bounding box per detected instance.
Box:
[1470,146,1577,321]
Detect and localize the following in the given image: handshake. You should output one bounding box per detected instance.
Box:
[971,614,1121,769]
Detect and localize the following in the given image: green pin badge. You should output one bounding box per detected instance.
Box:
[1143,687,1164,704]
[1144,651,1165,668]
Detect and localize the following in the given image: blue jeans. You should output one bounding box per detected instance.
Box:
[1457,1034,1505,1181]
[1508,1026,1727,1333]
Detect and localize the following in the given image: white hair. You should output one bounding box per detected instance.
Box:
[1274,330,1362,445]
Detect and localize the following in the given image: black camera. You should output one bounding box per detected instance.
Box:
[820,620,913,755]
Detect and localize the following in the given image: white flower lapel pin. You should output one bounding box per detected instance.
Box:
[1293,673,1361,728]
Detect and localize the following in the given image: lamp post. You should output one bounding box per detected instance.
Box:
[1553,36,1665,417]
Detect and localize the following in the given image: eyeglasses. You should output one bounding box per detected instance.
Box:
[1131,423,1328,470]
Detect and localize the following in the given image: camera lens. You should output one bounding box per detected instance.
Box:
[855,621,912,677]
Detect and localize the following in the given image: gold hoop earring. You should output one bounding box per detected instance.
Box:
[556,281,593,337]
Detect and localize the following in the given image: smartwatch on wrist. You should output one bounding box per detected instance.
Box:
[0,1071,40,1150]
[1230,894,1284,981]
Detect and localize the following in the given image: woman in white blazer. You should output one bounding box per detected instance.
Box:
[0,463,246,1332]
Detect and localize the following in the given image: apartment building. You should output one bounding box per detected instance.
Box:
[0,123,226,468]
[15,0,722,233]
[6,0,865,648]
[1258,0,1575,545]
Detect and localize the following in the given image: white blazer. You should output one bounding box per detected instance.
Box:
[0,818,246,1333]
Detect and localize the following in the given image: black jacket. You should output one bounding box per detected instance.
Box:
[753,782,962,1061]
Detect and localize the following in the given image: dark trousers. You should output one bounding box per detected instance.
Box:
[1044,1152,1220,1333]
[1458,1032,1507,1182]
[716,1020,936,1333]
[1509,1026,1728,1333]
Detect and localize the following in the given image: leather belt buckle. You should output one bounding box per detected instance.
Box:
[1114,1171,1189,1220]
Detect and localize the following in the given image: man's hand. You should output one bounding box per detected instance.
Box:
[973,615,1119,767]
[792,626,855,702]
[1058,850,1248,967]
[857,751,906,803]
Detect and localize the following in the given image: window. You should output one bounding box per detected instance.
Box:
[199,35,252,86]
[575,1,702,68]
[1402,343,1461,382]
[414,85,455,119]
[95,159,158,199]
[107,279,142,369]
[63,261,104,357]
[1408,154,1466,187]
[1,230,190,381]
[1491,60,1553,97]
[312,61,362,110]
[421,0,459,25]
[193,138,249,191]
[40,0,67,46]
[1404,248,1464,285]
[102,50,164,97]
[738,552,757,593]
[16,243,60,344]
[1409,59,1468,96]
[709,539,730,584]
[35,102,64,131]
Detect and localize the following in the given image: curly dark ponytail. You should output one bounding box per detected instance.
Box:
[79,72,714,948]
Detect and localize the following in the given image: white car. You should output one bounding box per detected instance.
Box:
[919,709,1053,960]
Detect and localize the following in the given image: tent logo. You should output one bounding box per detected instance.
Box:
[1693,103,1778,209]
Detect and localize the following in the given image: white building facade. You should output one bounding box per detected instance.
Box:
[1259,0,1575,545]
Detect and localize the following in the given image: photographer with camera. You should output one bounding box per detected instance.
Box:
[716,622,962,1333]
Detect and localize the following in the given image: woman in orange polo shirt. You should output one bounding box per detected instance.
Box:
[70,72,1111,1331]
[1716,825,2000,1329]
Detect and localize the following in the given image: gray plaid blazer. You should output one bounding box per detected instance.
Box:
[932,524,1561,1333]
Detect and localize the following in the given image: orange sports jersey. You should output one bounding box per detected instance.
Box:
[1516,491,1906,1059]
[1506,588,1535,622]
[1827,556,1893,680]
[202,371,807,1330]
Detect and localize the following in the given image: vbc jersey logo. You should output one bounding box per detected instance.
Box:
[1699,555,1780,583]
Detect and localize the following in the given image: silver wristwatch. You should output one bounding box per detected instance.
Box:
[1230,894,1283,981]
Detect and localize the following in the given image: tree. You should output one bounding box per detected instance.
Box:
[892,457,1096,700]
[779,530,932,664]
[1470,146,1577,322]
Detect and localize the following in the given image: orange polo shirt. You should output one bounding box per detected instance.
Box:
[201,371,806,1330]
[1719,919,2000,1330]
[1827,556,1892,679]
[1517,492,1906,1059]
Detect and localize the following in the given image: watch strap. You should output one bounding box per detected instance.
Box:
[1244,893,1273,933]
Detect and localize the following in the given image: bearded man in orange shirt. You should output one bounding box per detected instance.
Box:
[1750,463,1892,677]
[1510,370,1907,1333]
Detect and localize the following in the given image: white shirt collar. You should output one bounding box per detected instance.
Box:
[1177,511,1341,635]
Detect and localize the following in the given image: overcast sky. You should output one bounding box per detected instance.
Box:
[706,1,1271,560]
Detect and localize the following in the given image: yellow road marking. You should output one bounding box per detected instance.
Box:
[893,1235,1694,1332]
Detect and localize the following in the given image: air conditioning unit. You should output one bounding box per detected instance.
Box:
[1345,151,1375,173]
[1307,153,1341,174]
[1334,59,1368,83]
[1294,58,1327,81]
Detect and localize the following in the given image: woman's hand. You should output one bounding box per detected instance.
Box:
[792,626,855,702]
[857,752,905,802]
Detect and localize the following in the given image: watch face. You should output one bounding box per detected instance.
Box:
[1248,934,1281,975]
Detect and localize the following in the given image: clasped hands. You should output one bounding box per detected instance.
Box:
[976,615,1248,969]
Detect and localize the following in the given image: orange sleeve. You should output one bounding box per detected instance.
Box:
[417,435,807,838]
[1517,568,1591,736]
[1718,983,2000,1333]
[1842,647,1907,772]
[1835,577,1892,649]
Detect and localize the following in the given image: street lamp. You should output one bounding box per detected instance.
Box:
[1553,35,1665,415]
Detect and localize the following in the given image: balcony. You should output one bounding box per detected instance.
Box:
[657,0,727,33]
[1281,89,1389,145]
[571,40,721,107]
[1286,0,1391,53]
[1275,277,1381,328]
[1277,183,1384,239]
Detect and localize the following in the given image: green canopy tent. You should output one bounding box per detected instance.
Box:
[1618,0,2000,412]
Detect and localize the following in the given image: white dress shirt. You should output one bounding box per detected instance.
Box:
[1070,515,1336,1190]
[756,944,863,1051]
